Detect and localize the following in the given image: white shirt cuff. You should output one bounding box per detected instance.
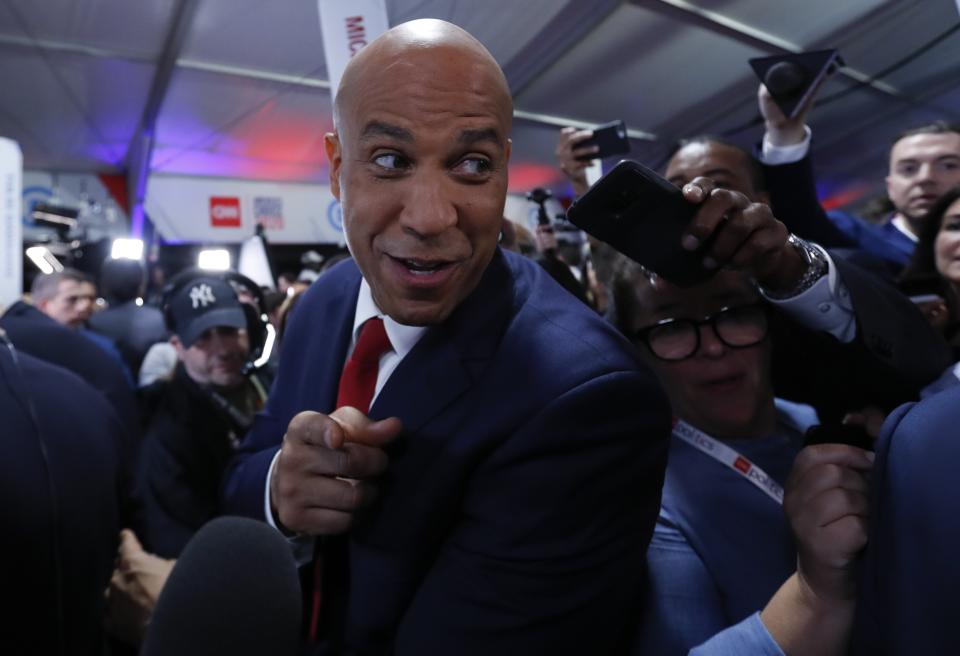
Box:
[762,247,856,343]
[760,126,812,165]
[264,449,316,566]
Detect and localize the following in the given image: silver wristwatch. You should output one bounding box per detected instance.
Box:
[759,234,828,300]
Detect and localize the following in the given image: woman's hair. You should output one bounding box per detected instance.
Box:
[900,186,960,283]
[900,186,960,342]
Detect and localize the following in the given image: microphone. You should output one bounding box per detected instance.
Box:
[141,517,302,656]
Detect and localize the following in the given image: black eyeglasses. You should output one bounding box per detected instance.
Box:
[633,303,769,361]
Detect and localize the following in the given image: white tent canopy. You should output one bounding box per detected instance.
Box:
[1,0,958,209]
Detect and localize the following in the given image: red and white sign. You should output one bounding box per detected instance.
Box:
[210,196,241,227]
[319,0,390,100]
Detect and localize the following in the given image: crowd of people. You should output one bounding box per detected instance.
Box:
[4,17,960,656]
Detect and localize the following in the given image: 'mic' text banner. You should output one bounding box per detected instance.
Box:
[319,0,390,101]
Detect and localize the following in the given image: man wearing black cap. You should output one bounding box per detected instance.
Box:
[137,276,269,558]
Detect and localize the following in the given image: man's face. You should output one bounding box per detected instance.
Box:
[40,279,95,327]
[173,326,249,388]
[625,270,775,438]
[935,197,960,285]
[886,132,960,222]
[665,141,768,203]
[326,47,512,326]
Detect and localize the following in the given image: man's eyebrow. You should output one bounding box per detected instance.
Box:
[666,168,735,184]
[360,121,413,143]
[702,168,736,179]
[458,127,501,145]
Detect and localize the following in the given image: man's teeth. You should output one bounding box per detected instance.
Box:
[403,259,442,272]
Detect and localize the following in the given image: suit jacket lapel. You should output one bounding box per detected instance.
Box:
[311,266,362,414]
[369,249,514,433]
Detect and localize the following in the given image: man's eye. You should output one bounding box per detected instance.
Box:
[373,153,408,170]
[898,165,918,176]
[455,157,492,176]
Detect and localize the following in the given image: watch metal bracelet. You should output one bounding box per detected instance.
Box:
[759,234,828,300]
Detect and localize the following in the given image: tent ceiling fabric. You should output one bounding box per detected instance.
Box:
[0,0,957,202]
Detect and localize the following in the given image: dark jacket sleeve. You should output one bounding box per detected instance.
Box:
[138,384,236,558]
[771,257,952,422]
[138,419,217,557]
[762,153,858,249]
[852,386,960,654]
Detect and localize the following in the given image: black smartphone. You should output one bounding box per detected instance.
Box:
[804,423,874,451]
[566,160,712,286]
[899,274,944,304]
[575,120,630,161]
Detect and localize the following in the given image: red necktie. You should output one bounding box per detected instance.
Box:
[309,317,392,642]
[335,317,392,412]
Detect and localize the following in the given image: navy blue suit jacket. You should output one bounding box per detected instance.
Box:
[852,385,960,654]
[761,154,908,279]
[223,249,671,655]
[0,301,139,438]
[0,345,123,655]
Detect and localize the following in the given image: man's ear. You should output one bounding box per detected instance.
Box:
[170,334,186,359]
[325,132,343,201]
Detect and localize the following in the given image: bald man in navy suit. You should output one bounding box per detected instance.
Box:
[223,20,671,655]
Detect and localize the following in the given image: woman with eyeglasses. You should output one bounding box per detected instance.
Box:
[600,229,949,656]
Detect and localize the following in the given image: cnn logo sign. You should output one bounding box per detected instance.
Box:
[210,197,241,227]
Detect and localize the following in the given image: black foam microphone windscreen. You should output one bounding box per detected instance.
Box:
[141,517,302,656]
[748,49,844,118]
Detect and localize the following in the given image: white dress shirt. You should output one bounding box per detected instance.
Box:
[762,247,856,343]
[264,278,427,561]
[756,127,856,342]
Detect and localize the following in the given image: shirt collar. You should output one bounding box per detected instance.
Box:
[891,215,919,243]
[353,278,427,359]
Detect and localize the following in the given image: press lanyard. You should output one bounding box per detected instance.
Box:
[671,419,784,505]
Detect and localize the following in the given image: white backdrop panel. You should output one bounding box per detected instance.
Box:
[145,174,344,245]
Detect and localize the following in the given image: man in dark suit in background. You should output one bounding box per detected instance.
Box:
[0,299,140,437]
[223,19,672,655]
[756,83,960,275]
[89,257,168,379]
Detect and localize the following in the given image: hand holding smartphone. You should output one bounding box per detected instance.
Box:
[574,120,631,161]
[566,160,712,286]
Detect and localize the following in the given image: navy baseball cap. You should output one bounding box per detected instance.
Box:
[168,277,247,347]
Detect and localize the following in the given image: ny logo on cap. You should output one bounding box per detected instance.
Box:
[189,283,216,309]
